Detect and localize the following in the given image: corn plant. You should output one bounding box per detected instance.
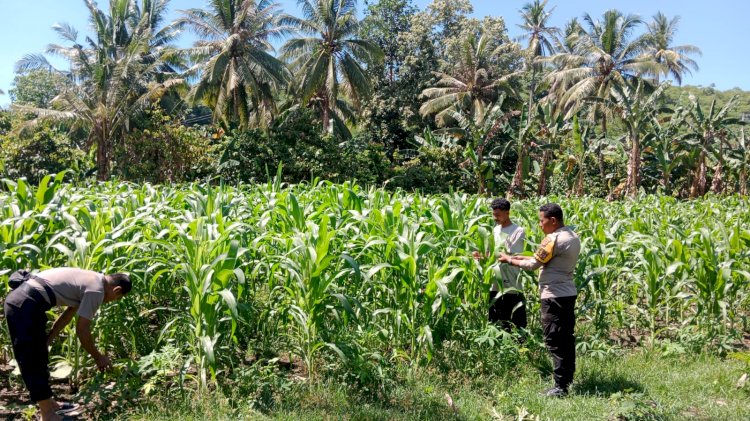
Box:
[1,176,749,394]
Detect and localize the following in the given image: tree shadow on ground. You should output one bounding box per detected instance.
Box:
[573,371,644,396]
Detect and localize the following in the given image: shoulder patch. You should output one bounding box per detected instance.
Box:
[534,235,555,263]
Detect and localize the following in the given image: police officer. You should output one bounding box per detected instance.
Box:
[499,203,580,397]
[4,268,131,420]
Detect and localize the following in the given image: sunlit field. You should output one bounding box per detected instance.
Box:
[1,175,748,419]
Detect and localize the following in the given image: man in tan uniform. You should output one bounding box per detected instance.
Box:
[4,268,132,421]
[499,203,580,397]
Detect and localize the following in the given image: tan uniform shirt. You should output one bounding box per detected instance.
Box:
[517,226,580,299]
[29,268,105,320]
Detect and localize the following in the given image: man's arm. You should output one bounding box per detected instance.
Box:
[76,317,111,370]
[509,233,556,269]
[47,307,78,346]
[514,257,544,270]
[498,253,544,270]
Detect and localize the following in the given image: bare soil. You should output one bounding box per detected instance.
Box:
[0,364,95,420]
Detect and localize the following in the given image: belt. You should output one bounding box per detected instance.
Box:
[25,278,58,307]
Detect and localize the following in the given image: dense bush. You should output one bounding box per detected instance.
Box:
[390,144,474,193]
[217,108,391,185]
[113,108,217,183]
[0,125,88,183]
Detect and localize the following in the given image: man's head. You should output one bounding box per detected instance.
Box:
[103,273,132,303]
[538,203,564,235]
[491,198,512,227]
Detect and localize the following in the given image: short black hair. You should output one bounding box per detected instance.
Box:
[106,273,132,295]
[491,198,511,211]
[539,203,564,223]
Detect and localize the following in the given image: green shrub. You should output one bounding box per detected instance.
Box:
[114,108,217,183]
[217,109,391,185]
[391,145,474,193]
[0,125,87,183]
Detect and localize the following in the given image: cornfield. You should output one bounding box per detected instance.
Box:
[1,173,749,393]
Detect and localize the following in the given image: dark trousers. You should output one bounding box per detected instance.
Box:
[488,292,527,331]
[541,295,577,389]
[4,283,54,402]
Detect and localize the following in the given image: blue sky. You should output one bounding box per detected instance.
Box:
[1,0,747,106]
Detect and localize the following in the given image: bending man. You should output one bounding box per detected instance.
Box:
[499,203,580,397]
[4,268,131,421]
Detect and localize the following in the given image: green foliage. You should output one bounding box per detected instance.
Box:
[0,177,749,418]
[609,391,667,420]
[113,107,217,183]
[217,109,391,185]
[361,0,418,80]
[9,70,70,108]
[0,125,87,183]
[0,110,11,135]
[13,0,183,180]
[664,85,750,120]
[391,143,473,193]
[174,0,290,129]
[281,0,384,137]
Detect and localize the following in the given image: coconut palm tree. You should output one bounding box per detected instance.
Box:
[517,0,559,118]
[420,33,517,127]
[644,12,701,85]
[544,18,582,105]
[174,0,292,129]
[13,0,181,180]
[545,10,659,131]
[281,0,382,137]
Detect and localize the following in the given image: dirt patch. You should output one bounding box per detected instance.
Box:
[0,364,98,420]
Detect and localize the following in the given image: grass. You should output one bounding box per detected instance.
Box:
[126,350,750,420]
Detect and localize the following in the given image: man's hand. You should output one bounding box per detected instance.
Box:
[497,253,512,264]
[76,316,111,371]
[95,354,112,371]
[472,251,482,260]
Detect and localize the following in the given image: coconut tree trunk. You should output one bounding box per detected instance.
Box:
[625,132,640,198]
[508,146,527,198]
[598,117,608,176]
[538,149,551,196]
[96,140,109,181]
[322,96,330,134]
[95,123,110,181]
[476,142,487,195]
[527,64,536,124]
[740,167,748,196]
